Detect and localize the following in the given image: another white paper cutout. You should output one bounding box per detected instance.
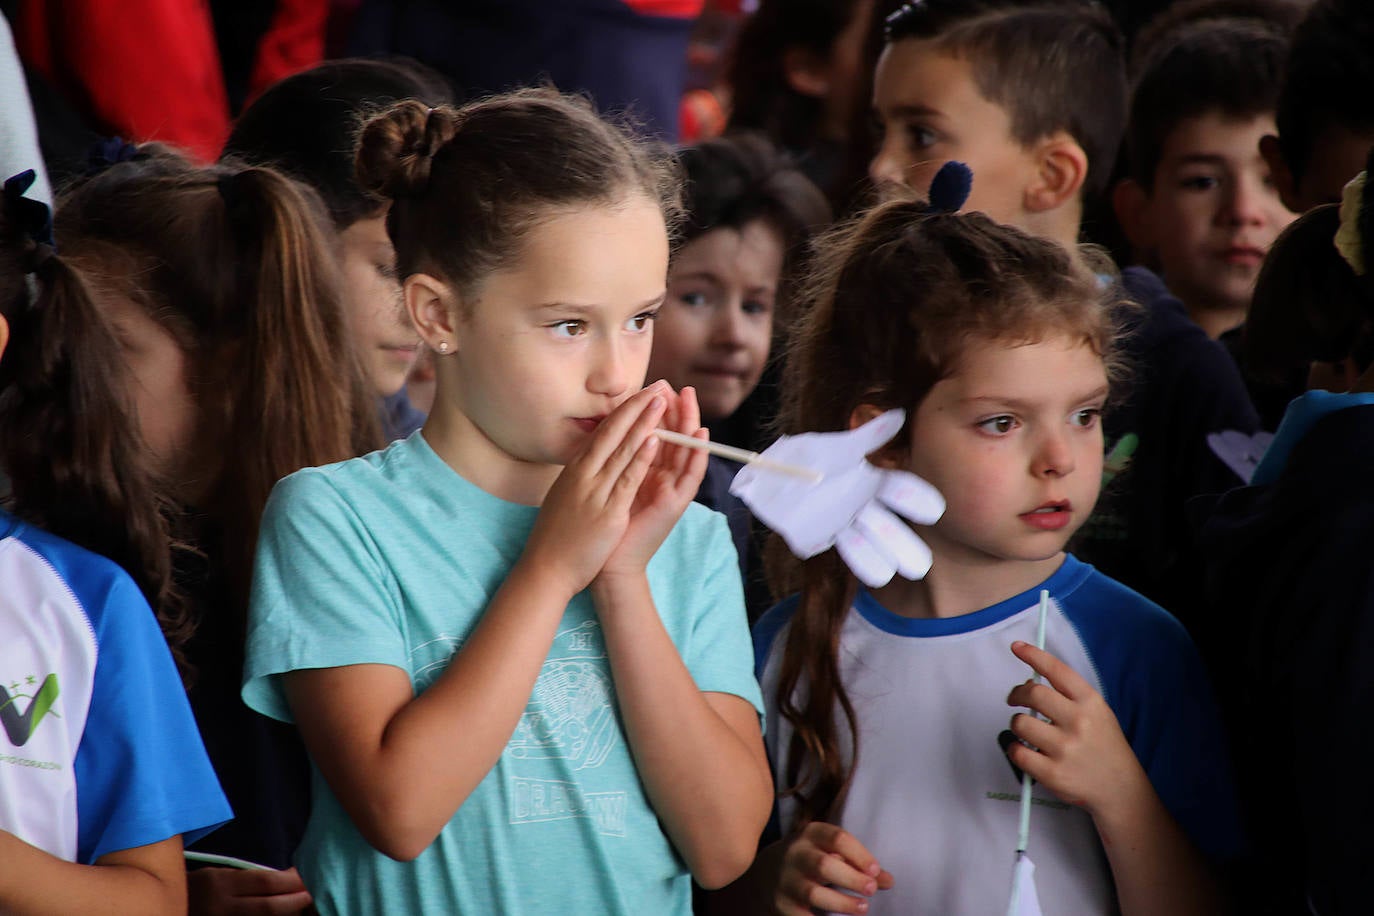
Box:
[729,409,945,587]
[1006,855,1044,916]
[1206,429,1275,484]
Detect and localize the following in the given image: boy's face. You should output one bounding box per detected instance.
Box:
[869,40,1040,226]
[1132,113,1294,316]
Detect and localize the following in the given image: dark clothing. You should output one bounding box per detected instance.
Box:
[1219,324,1306,433]
[346,0,699,141]
[1073,267,1259,627]
[693,456,772,624]
[1193,402,1374,916]
[178,531,310,870]
[381,389,425,442]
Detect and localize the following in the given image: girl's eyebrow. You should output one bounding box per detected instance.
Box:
[530,292,666,315]
[960,384,1110,410]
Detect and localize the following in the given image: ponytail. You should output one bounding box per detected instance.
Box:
[0,194,194,679]
[205,166,382,624]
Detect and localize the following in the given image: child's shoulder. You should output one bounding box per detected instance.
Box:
[0,512,145,626]
[1060,555,1190,641]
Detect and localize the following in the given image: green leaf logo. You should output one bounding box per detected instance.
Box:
[0,674,60,746]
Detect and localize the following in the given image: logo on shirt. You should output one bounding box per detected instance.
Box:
[0,673,60,747]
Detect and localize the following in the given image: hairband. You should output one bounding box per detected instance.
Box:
[927,160,973,213]
[1335,170,1367,277]
[86,136,143,175]
[3,169,56,275]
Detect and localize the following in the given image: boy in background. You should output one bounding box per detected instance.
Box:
[1113,14,1296,342]
[868,0,1258,624]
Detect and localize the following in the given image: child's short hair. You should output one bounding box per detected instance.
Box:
[1125,16,1290,188]
[355,88,682,299]
[1276,0,1374,183]
[1129,0,1306,68]
[223,57,453,229]
[883,0,1127,199]
[677,132,832,313]
[1246,147,1374,377]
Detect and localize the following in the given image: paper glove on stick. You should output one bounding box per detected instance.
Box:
[729,409,945,587]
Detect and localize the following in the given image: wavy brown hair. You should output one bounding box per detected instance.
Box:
[355,88,683,300]
[47,150,381,649]
[0,181,195,676]
[772,198,1126,826]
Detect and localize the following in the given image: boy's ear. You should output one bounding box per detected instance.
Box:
[782,46,833,99]
[1259,134,1301,214]
[405,273,461,353]
[1112,177,1156,251]
[0,313,8,362]
[1024,133,1088,214]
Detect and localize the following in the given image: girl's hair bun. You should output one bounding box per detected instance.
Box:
[355,100,462,200]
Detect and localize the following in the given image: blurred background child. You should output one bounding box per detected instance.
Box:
[222,56,453,440]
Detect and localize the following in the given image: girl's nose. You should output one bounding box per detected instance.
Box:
[1033,431,1076,478]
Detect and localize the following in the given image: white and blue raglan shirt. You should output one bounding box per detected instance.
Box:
[754,554,1243,915]
[0,510,230,863]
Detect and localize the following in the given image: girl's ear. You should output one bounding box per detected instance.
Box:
[849,402,906,469]
[782,46,833,99]
[1259,134,1300,214]
[405,273,460,354]
[0,313,9,361]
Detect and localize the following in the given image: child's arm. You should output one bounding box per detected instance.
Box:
[1005,641,1227,916]
[590,387,773,888]
[283,384,671,861]
[0,831,185,915]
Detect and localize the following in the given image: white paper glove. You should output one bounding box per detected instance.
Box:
[729,409,946,587]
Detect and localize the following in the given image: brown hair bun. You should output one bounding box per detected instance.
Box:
[356,100,463,199]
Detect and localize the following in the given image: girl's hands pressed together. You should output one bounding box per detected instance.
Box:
[598,383,710,583]
[775,822,895,916]
[522,381,671,596]
[1004,641,1150,819]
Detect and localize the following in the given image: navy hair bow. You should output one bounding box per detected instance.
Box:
[4,170,55,270]
[927,160,973,213]
[86,136,143,175]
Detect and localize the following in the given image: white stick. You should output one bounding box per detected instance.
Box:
[652,428,824,483]
[1007,589,1051,916]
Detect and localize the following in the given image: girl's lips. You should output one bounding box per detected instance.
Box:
[1019,502,1071,531]
[571,416,605,433]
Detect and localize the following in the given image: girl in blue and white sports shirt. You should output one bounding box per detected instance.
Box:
[727,194,1243,916]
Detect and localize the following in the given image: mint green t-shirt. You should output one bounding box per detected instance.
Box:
[242,432,763,915]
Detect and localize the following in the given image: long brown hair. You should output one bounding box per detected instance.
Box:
[47,150,380,647]
[772,198,1124,826]
[0,178,193,673]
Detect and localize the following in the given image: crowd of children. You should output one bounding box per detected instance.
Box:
[3,0,1374,914]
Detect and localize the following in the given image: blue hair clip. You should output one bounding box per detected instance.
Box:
[927,160,973,214]
[4,169,56,264]
[86,136,143,175]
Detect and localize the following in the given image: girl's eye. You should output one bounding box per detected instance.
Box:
[1071,407,1102,428]
[977,415,1017,435]
[742,298,772,317]
[626,310,658,332]
[678,291,709,308]
[551,319,587,339]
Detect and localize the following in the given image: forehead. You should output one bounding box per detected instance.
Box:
[875,41,1018,133]
[1159,112,1274,166]
[938,333,1107,395]
[671,220,785,283]
[474,197,669,310]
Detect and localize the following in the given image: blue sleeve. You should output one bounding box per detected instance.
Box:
[243,469,409,723]
[670,507,764,719]
[74,571,231,863]
[1065,574,1245,862]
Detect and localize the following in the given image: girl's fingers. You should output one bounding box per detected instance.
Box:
[1006,680,1073,724]
[1010,641,1092,702]
[803,822,885,879]
[807,850,882,895]
[592,393,667,491]
[800,883,877,914]
[1009,711,1061,757]
[606,430,660,508]
[579,381,669,471]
